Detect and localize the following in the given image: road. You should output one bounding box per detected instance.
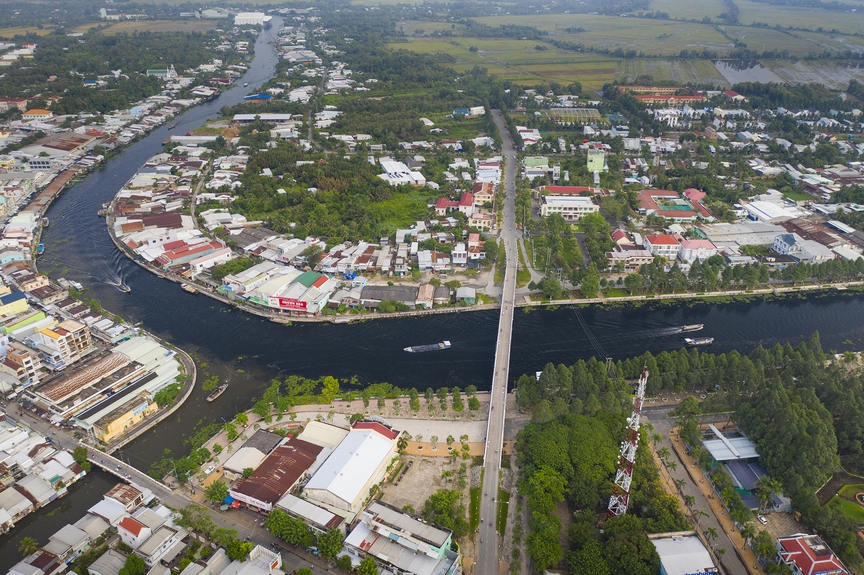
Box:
[477,110,518,575]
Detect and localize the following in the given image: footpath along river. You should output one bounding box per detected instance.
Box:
[7,18,864,568]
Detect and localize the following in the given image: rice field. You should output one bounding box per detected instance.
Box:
[734,0,864,35]
[0,26,53,39]
[723,25,820,56]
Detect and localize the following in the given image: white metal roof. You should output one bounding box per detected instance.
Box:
[275,493,339,529]
[652,536,715,575]
[305,430,394,506]
[297,421,349,449]
[703,436,759,461]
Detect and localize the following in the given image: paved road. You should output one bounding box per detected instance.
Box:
[477,110,518,575]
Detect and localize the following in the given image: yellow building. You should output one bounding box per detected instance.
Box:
[0,292,29,317]
[92,393,157,443]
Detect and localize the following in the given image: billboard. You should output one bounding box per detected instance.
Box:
[269,296,307,311]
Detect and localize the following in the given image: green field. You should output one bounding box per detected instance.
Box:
[0,26,53,39]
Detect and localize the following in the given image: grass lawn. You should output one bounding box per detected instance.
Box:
[102,20,219,34]
[783,190,815,202]
[469,468,483,532]
[372,188,436,233]
[837,483,864,499]
[516,268,531,288]
[604,287,630,298]
[496,489,511,535]
[828,496,864,523]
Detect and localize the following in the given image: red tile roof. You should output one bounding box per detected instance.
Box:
[779,536,847,575]
[459,192,474,207]
[353,421,399,440]
[645,234,679,246]
[119,516,147,537]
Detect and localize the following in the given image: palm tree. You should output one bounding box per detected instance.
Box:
[657,446,671,460]
[704,526,718,544]
[667,460,678,472]
[18,537,39,557]
[756,476,782,511]
[684,494,696,509]
[693,509,709,525]
[715,548,726,557]
[740,523,756,551]
[652,433,663,446]
[675,478,687,492]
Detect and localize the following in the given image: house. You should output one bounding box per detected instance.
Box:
[644,234,680,259]
[455,287,475,304]
[22,109,53,122]
[773,233,835,264]
[117,516,152,549]
[777,534,848,575]
[344,500,459,575]
[678,239,718,263]
[43,524,90,561]
[434,193,474,217]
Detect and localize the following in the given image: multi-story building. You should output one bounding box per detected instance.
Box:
[539,196,599,221]
[644,234,680,260]
[345,500,460,575]
[25,321,92,371]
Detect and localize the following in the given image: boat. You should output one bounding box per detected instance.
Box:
[36,244,44,256]
[243,82,248,87]
[206,384,228,402]
[168,123,176,129]
[181,283,197,294]
[404,341,451,353]
[681,324,704,332]
[41,217,49,227]
[685,337,714,346]
[117,283,131,293]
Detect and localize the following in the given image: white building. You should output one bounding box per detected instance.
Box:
[539,196,599,221]
[677,239,718,263]
[643,234,680,260]
[234,12,271,26]
[304,423,398,517]
[650,533,717,575]
[773,233,835,264]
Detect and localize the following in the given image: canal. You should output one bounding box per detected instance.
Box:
[6,18,864,567]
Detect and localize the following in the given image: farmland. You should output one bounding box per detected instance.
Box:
[0,26,52,39]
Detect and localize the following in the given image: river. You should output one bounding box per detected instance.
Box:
[6,20,864,566]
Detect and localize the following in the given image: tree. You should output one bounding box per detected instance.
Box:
[358,555,379,575]
[624,273,644,294]
[235,412,249,425]
[703,526,718,543]
[72,446,92,472]
[297,570,313,575]
[753,529,777,560]
[422,489,469,538]
[205,480,229,504]
[468,396,481,411]
[336,556,353,571]
[18,537,39,557]
[242,467,255,478]
[119,554,147,575]
[740,523,756,550]
[301,245,323,270]
[581,264,600,298]
[226,540,253,562]
[318,528,344,561]
[568,540,609,575]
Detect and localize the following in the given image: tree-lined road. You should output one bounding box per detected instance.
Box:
[477,110,518,575]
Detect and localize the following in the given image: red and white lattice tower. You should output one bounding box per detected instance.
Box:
[606,366,648,519]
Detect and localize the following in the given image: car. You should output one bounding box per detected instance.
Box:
[757,515,767,525]
[205,465,216,475]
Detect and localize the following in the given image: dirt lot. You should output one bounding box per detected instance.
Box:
[380,455,461,512]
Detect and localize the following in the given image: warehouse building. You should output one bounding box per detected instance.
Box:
[304,422,398,518]
[649,532,717,575]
